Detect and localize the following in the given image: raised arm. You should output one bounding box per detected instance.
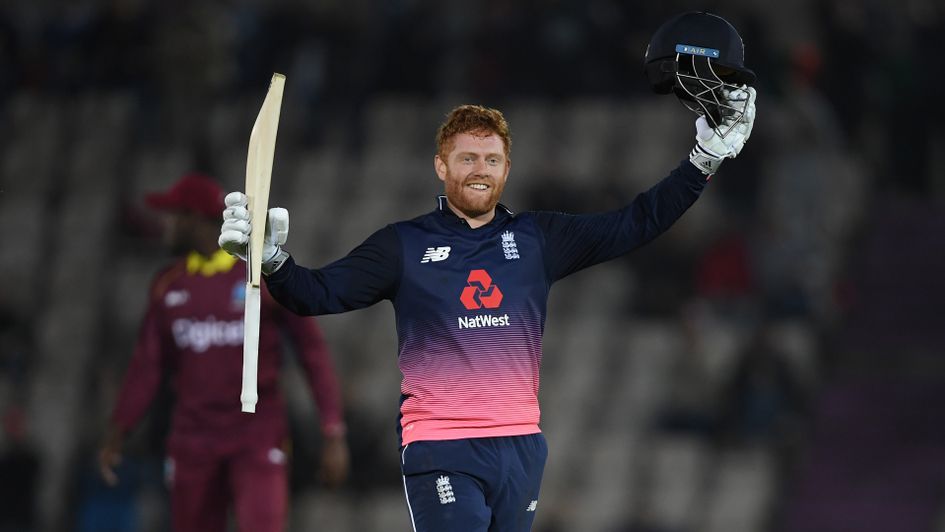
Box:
[219,192,402,315]
[534,159,708,282]
[264,226,401,315]
[537,88,757,282]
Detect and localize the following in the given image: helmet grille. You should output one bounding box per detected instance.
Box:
[674,53,749,137]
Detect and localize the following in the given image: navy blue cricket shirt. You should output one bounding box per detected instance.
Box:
[266,159,708,444]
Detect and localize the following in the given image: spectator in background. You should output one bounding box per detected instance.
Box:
[98,173,349,532]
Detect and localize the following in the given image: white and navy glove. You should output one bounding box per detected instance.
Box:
[219,192,290,274]
[689,86,757,176]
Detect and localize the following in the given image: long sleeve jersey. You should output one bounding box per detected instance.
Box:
[111,250,345,453]
[266,160,708,445]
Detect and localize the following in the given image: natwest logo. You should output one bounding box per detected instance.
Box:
[460,269,503,310]
[458,314,510,329]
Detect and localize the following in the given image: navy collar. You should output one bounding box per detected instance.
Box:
[435,195,514,219]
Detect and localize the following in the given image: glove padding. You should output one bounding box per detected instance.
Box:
[689,86,756,175]
[219,191,289,264]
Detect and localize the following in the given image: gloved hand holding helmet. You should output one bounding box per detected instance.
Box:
[644,11,758,176]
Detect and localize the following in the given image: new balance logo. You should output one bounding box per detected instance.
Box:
[435,475,456,505]
[420,246,451,263]
[526,500,538,512]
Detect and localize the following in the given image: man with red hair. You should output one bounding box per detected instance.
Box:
[220,94,755,531]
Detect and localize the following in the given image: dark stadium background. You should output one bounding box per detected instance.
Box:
[1,1,943,531]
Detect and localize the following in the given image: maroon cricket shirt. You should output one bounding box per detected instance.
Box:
[111,250,344,453]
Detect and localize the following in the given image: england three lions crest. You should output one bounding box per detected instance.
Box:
[501,231,519,260]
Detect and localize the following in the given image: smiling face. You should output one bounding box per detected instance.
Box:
[435,131,510,227]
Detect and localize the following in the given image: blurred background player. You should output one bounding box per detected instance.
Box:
[98,172,349,532]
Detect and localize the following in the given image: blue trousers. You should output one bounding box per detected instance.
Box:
[400,434,548,532]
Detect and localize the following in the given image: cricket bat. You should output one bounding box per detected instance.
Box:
[242,73,286,413]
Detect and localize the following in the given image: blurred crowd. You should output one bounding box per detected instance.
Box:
[0,0,941,188]
[1,1,944,531]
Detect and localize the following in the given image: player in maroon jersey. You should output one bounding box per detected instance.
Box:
[98,172,349,532]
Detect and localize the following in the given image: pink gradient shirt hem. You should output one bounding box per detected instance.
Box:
[400,422,541,445]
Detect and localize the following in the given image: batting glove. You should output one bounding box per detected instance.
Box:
[219,192,289,273]
[689,86,756,176]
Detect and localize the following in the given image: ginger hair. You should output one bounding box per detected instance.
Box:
[435,104,511,160]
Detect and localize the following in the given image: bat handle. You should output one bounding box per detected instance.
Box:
[241,283,261,413]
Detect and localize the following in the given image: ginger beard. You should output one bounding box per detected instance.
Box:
[436,132,510,220]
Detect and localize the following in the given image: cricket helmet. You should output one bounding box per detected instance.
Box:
[644,12,755,133]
